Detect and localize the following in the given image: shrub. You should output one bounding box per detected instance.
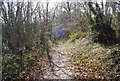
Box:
[2,54,37,80]
[88,2,117,46]
[68,32,80,42]
[92,23,116,45]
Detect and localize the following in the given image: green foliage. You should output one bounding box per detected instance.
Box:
[2,54,37,80]
[69,32,79,39]
[66,32,80,43]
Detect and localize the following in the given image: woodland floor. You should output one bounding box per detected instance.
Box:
[30,40,120,80]
[43,44,75,79]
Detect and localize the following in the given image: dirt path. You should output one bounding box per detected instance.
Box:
[44,44,74,79]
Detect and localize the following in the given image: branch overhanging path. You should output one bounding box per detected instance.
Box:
[44,44,75,79]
